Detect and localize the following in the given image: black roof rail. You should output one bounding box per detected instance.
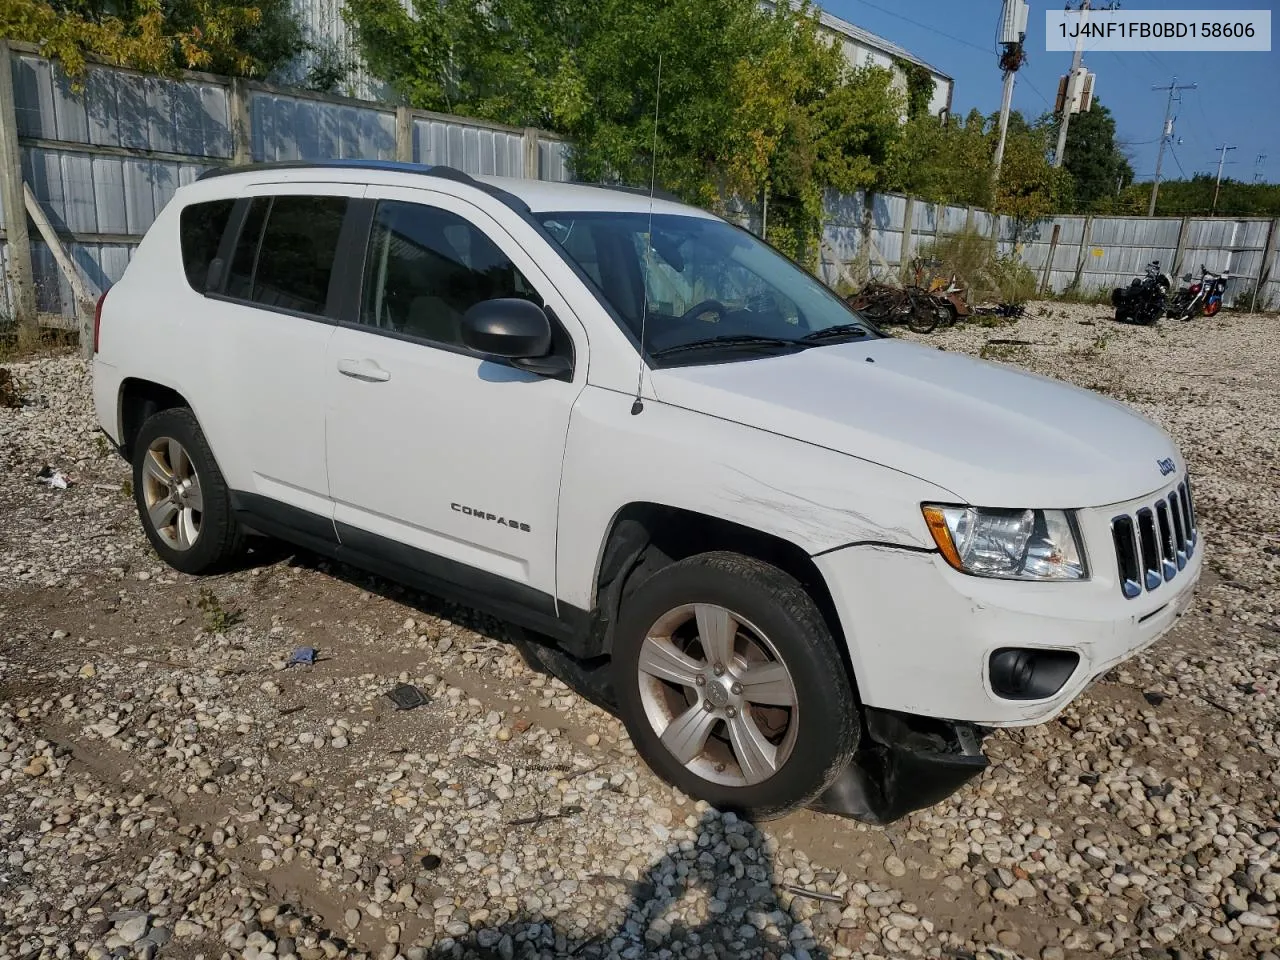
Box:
[196,159,485,185]
[194,159,533,213]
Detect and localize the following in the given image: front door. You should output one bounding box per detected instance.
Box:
[324,188,586,613]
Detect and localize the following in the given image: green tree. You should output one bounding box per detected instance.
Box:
[0,0,304,81]
[1053,100,1133,212]
[994,112,1072,223]
[882,108,994,208]
[881,108,1068,221]
[345,0,903,263]
[1118,175,1280,216]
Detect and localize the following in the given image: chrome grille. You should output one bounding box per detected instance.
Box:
[1111,475,1197,599]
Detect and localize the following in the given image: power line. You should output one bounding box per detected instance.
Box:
[1019,74,1052,109]
[1169,142,1187,179]
[855,0,996,56]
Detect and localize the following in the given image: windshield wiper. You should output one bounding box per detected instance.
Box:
[649,334,807,358]
[799,322,872,343]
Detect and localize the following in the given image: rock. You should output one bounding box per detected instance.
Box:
[1210,926,1237,944]
[883,855,906,878]
[1238,911,1279,930]
[997,929,1021,947]
[344,909,361,929]
[115,915,149,944]
[174,920,204,938]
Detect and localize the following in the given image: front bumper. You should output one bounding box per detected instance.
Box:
[814,512,1203,727]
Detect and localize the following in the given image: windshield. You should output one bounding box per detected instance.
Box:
[536,211,880,363]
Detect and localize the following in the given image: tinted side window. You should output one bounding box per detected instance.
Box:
[179,199,235,292]
[224,196,348,316]
[253,196,348,315]
[360,200,540,346]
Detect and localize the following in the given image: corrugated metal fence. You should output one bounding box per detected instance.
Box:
[1,42,1276,332]
[815,191,1278,308]
[0,43,573,326]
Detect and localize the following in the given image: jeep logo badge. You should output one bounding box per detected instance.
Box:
[1157,457,1176,476]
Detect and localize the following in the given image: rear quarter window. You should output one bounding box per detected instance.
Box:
[179,199,235,292]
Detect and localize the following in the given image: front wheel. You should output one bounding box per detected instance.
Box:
[612,552,859,820]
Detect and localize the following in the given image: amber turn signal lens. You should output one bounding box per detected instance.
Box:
[922,505,963,570]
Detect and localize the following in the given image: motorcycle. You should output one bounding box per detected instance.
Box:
[1111,260,1172,326]
[1166,264,1229,321]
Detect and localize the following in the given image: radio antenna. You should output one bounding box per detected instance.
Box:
[631,52,662,416]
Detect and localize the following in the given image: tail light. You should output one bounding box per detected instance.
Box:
[1190,283,1201,294]
[93,289,108,354]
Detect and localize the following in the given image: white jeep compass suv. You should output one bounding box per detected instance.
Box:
[91,160,1202,823]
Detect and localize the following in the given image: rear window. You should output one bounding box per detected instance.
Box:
[224,195,348,317]
[179,199,235,292]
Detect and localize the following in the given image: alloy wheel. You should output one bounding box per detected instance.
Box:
[636,603,799,787]
[140,436,204,551]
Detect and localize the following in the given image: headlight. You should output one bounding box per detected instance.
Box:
[921,505,1087,581]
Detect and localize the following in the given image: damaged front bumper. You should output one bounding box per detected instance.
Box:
[508,626,988,825]
[810,707,988,824]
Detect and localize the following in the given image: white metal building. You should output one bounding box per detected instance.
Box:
[762,1,955,118]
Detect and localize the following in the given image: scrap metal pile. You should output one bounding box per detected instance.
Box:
[846,257,1027,333]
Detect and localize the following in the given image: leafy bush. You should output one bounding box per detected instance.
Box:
[915,229,1037,305]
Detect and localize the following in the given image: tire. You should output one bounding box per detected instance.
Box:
[132,407,244,575]
[612,551,859,820]
[857,297,893,323]
[906,297,940,334]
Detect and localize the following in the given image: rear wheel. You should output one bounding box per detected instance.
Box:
[613,552,859,820]
[133,408,244,575]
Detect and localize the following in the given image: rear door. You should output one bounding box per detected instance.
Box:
[201,182,363,532]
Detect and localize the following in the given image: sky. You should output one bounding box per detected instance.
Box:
[822,0,1280,183]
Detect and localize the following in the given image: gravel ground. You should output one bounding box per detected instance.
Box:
[1,301,1277,960]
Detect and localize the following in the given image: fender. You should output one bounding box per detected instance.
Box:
[556,385,956,613]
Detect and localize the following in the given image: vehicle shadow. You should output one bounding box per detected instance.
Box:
[405,808,838,960]
[240,542,621,710]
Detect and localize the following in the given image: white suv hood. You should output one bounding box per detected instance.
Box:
[652,338,1181,508]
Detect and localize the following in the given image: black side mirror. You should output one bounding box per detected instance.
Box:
[462,298,551,358]
[461,298,572,379]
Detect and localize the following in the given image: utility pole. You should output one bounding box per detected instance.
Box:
[1053,0,1089,168]
[1211,144,1237,214]
[1148,77,1196,216]
[993,70,1017,175]
[1254,153,1268,184]
[993,0,1030,182]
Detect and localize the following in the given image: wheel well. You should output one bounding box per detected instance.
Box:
[595,503,858,697]
[119,379,188,462]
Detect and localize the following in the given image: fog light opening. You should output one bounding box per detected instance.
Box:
[989,648,1079,700]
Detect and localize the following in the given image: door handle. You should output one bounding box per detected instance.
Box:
[337,358,391,383]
